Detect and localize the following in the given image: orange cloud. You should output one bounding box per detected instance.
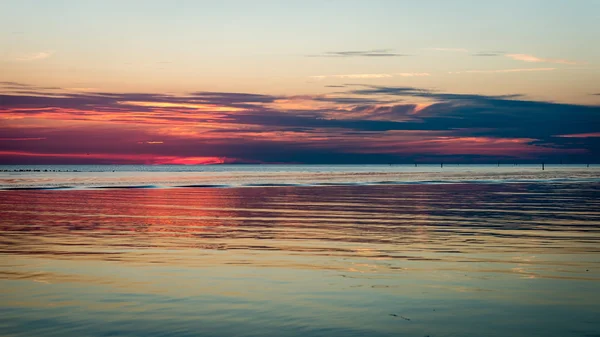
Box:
[1,85,596,164]
[154,156,227,165]
[119,101,246,112]
[0,150,230,165]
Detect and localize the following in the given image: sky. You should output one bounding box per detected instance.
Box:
[1,0,599,164]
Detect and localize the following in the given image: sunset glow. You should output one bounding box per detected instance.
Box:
[1,1,599,164]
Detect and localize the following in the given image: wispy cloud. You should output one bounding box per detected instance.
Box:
[449,68,555,74]
[557,132,600,138]
[426,48,469,53]
[396,73,430,77]
[0,81,30,88]
[65,87,98,92]
[15,51,54,61]
[312,73,429,80]
[0,81,61,91]
[505,53,580,65]
[472,51,504,57]
[139,141,164,144]
[333,74,393,79]
[311,74,393,80]
[307,49,407,57]
[0,137,47,141]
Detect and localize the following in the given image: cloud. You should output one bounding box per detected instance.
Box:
[396,73,430,77]
[0,81,61,91]
[312,73,429,80]
[505,53,581,65]
[426,48,469,53]
[0,81,30,87]
[557,133,600,138]
[311,74,393,80]
[15,51,54,61]
[307,49,407,57]
[65,87,98,92]
[0,150,229,165]
[449,68,555,74]
[346,85,599,140]
[1,84,599,164]
[0,90,281,117]
[310,96,399,105]
[472,51,504,56]
[0,137,46,141]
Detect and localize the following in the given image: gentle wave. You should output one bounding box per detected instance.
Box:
[2,179,600,337]
[2,177,600,190]
[2,164,599,191]
[2,182,599,271]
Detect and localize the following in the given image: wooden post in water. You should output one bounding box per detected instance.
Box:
[542,162,545,170]
[441,162,444,168]
[587,163,590,168]
[497,161,500,167]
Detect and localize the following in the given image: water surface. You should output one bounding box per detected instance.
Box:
[1,166,600,336]
[1,164,598,189]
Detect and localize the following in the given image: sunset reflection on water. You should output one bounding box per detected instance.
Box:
[1,183,600,337]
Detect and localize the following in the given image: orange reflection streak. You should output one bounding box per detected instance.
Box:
[2,183,598,276]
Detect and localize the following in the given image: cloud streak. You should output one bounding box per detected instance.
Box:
[15,51,54,61]
[307,49,407,57]
[426,48,469,53]
[557,132,600,138]
[311,74,393,80]
[311,73,430,80]
[396,73,430,77]
[449,68,555,74]
[505,53,581,65]
[472,51,504,57]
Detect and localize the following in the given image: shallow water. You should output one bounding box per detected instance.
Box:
[1,164,599,189]
[1,167,600,336]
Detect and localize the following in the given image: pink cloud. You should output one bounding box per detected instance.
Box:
[0,150,232,165]
[505,54,581,65]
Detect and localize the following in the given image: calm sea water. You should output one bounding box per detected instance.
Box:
[1,164,599,189]
[1,165,599,336]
